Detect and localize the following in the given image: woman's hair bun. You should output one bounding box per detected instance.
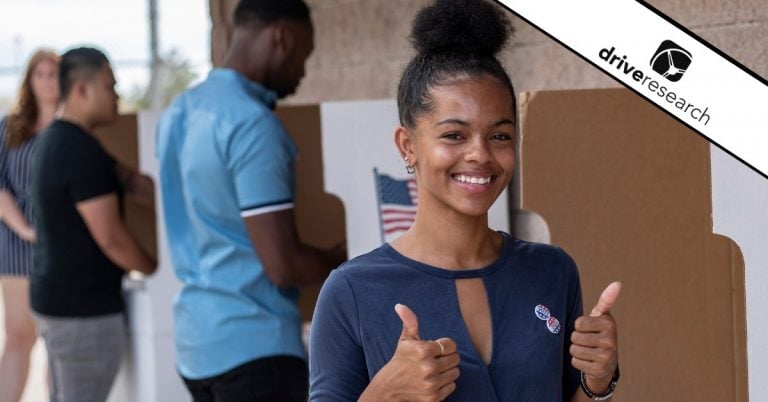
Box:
[410,0,514,57]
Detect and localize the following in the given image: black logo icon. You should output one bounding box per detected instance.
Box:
[650,40,692,82]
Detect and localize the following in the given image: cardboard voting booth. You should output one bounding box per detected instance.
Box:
[93,114,183,402]
[88,86,764,401]
[518,88,749,402]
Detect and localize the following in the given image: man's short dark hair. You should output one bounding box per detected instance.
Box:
[234,0,310,29]
[59,47,109,100]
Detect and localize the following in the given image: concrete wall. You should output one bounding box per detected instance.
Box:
[210,0,766,103]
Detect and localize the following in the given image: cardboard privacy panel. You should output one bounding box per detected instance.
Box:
[93,115,157,260]
[274,105,347,321]
[518,88,747,402]
[93,114,178,402]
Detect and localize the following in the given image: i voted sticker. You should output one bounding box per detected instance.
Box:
[534,304,550,321]
[535,304,561,335]
[546,317,561,334]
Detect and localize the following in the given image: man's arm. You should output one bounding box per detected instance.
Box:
[76,192,156,275]
[244,208,345,287]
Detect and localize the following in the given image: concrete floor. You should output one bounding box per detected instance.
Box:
[0,286,49,402]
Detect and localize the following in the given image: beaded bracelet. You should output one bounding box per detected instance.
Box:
[580,365,620,400]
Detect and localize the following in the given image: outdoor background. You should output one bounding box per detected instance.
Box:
[0,0,210,112]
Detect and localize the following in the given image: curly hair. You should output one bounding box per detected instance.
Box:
[397,0,516,129]
[5,49,59,148]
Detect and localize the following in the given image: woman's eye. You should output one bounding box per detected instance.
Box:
[491,133,513,141]
[442,132,464,140]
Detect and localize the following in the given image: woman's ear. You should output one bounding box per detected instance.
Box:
[394,126,416,165]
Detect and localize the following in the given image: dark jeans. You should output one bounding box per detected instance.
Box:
[182,355,308,402]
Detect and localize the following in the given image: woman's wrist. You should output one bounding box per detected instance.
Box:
[358,384,388,402]
[359,370,399,402]
[585,374,612,394]
[19,225,36,242]
[581,366,620,400]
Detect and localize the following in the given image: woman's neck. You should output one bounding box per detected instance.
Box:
[34,102,58,132]
[392,198,502,270]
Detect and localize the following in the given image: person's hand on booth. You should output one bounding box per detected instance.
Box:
[116,162,155,208]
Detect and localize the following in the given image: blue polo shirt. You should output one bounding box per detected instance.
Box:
[156,68,302,379]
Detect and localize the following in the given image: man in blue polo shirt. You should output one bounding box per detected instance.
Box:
[156,1,345,400]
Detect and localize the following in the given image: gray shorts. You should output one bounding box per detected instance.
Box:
[34,312,126,402]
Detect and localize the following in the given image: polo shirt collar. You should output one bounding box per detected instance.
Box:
[209,68,279,110]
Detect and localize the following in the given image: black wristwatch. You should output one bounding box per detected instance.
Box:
[580,365,620,400]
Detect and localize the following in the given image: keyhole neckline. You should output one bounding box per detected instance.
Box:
[382,231,513,279]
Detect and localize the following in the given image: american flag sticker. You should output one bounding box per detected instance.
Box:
[374,168,418,243]
[546,316,561,335]
[534,304,551,321]
[535,304,560,334]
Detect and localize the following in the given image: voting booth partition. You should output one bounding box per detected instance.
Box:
[517,89,748,402]
[90,87,757,401]
[93,114,182,402]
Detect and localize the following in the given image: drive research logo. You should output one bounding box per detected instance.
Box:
[598,45,712,127]
[650,40,692,82]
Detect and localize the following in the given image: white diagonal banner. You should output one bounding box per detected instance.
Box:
[495,0,768,178]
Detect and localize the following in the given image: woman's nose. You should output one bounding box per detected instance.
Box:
[464,138,492,164]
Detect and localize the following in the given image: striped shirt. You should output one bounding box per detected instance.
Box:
[0,117,37,277]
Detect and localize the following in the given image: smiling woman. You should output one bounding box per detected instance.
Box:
[308,1,620,401]
[395,79,517,219]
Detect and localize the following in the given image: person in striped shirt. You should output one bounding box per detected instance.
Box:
[0,49,59,402]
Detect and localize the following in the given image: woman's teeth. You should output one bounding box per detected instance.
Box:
[454,175,491,185]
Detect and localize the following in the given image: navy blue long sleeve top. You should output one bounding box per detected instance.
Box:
[309,233,583,402]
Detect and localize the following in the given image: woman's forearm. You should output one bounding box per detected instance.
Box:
[358,381,388,402]
[0,190,35,241]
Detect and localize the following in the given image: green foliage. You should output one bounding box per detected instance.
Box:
[123,49,199,111]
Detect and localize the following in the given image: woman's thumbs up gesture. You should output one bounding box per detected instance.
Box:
[570,282,621,397]
[359,304,461,402]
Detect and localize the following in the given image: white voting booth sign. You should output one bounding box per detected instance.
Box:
[320,99,510,258]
